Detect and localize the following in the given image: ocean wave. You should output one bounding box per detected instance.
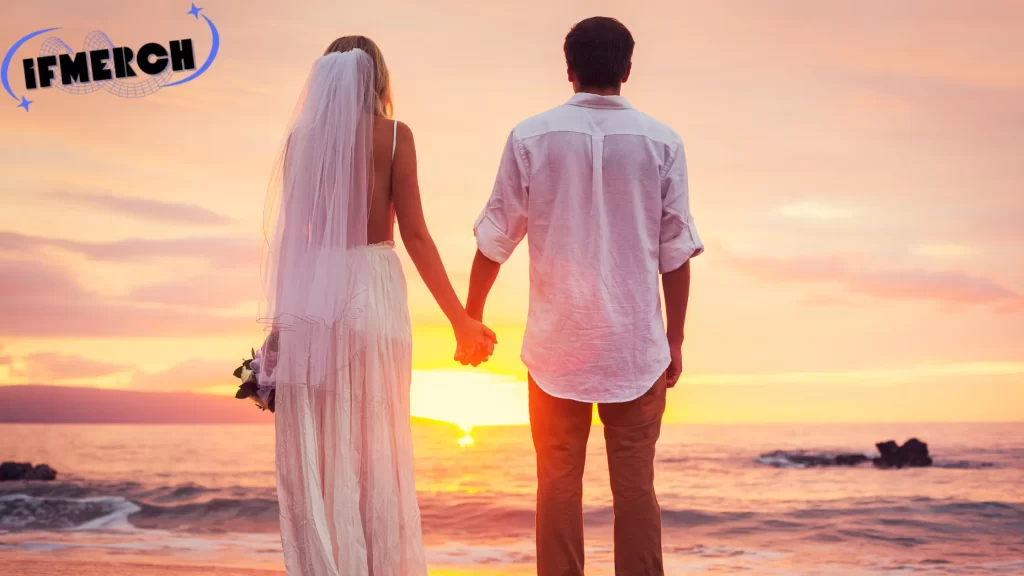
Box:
[0,481,279,533]
[0,492,280,533]
[0,480,277,504]
[0,494,139,531]
[136,482,223,503]
[3,481,1022,541]
[0,487,756,534]
[131,497,282,533]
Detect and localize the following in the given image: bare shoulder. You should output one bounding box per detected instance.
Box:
[394,120,414,143]
[392,120,416,164]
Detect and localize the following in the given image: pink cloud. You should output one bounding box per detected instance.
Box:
[0,259,253,338]
[851,269,1020,305]
[725,252,1023,311]
[130,271,260,308]
[0,229,264,317]
[50,190,232,226]
[0,231,258,270]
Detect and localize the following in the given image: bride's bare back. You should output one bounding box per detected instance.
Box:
[368,116,431,246]
[368,117,399,244]
[368,117,436,258]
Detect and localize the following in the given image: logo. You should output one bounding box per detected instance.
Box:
[2,3,220,112]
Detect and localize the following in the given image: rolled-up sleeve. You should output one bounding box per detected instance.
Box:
[474,132,529,264]
[659,140,704,273]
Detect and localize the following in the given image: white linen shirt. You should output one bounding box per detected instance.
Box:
[474,92,703,403]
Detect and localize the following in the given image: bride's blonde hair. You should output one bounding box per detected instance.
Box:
[323,35,393,118]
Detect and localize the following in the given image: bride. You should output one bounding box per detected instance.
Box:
[259,36,497,575]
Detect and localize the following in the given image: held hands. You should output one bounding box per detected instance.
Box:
[453,315,498,367]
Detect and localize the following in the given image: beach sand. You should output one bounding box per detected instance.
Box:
[1,541,531,576]
[0,529,537,576]
[2,553,524,576]
[2,555,285,576]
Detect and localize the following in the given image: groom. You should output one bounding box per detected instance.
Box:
[464,16,703,576]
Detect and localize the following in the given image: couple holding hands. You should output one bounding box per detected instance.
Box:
[264,16,701,576]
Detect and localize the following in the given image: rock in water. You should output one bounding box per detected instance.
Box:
[28,464,58,480]
[0,461,58,481]
[0,462,31,481]
[873,438,933,469]
[901,438,932,466]
[876,440,900,460]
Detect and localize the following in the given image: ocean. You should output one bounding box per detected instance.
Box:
[1,422,1022,575]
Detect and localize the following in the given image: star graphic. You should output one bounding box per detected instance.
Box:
[187,3,203,19]
[17,96,32,112]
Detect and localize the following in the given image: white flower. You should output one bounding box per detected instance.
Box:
[239,366,254,383]
[257,387,273,406]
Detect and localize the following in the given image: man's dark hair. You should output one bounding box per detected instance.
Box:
[563,17,635,89]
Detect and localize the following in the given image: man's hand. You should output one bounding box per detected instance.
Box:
[663,259,691,389]
[666,341,683,388]
[453,316,497,367]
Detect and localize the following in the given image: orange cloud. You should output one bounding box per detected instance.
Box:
[129,359,230,393]
[681,361,1024,387]
[724,251,1022,311]
[5,352,129,382]
[49,190,233,226]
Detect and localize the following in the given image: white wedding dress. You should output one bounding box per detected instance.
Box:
[274,242,427,576]
[260,50,428,576]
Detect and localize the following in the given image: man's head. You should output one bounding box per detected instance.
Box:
[563,17,634,94]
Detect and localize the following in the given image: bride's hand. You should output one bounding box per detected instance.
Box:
[453,316,497,367]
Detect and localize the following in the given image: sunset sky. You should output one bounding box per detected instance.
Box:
[1,0,1022,426]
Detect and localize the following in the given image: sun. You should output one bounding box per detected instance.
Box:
[409,370,529,435]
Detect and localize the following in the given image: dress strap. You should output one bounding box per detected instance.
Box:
[391,120,398,161]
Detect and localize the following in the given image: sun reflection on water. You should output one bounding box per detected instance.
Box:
[457,424,474,448]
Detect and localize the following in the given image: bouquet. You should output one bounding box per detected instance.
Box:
[233,332,278,412]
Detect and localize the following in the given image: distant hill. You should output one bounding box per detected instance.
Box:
[0,385,454,427]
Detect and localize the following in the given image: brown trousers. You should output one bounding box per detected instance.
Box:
[529,373,667,576]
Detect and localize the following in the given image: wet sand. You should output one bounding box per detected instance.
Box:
[2,555,526,576]
[0,548,529,576]
[1,555,284,576]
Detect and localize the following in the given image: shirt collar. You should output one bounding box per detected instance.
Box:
[565,92,633,110]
